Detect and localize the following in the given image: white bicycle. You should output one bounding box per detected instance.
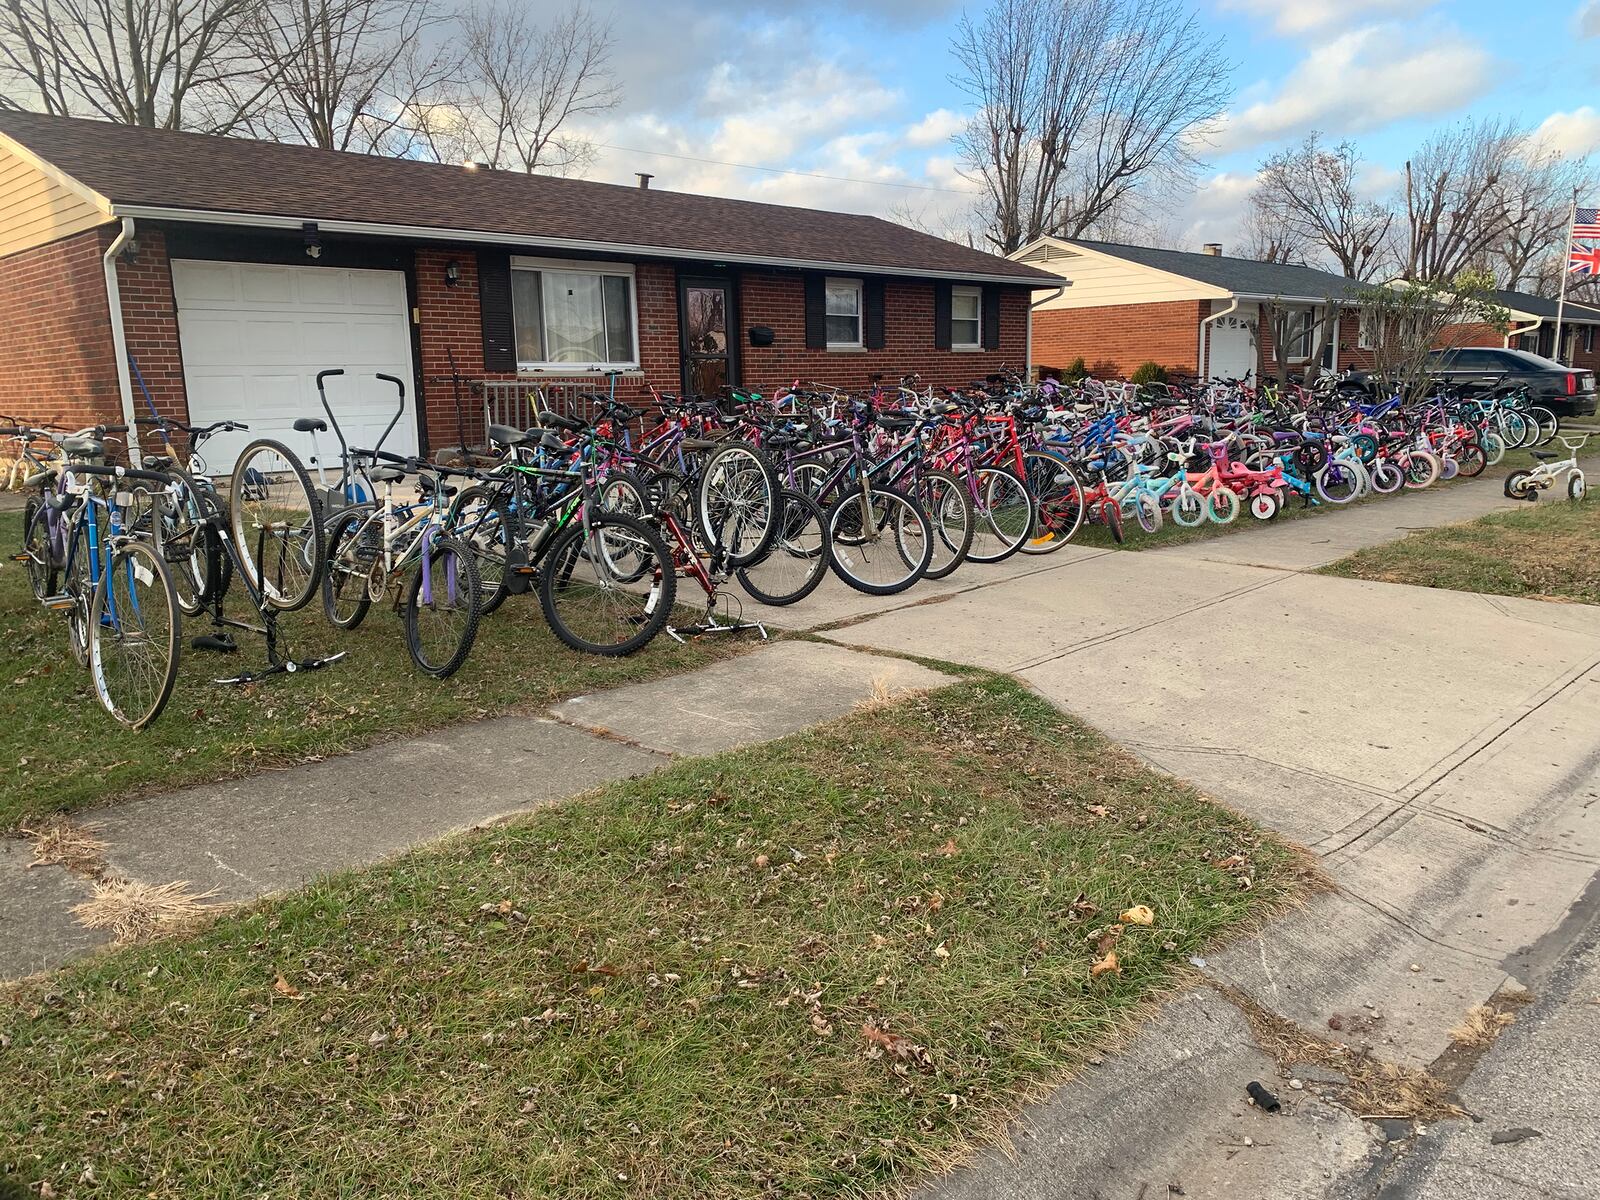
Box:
[1504,434,1591,503]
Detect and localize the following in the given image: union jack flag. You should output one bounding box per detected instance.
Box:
[1570,243,1600,276]
[1574,207,1600,239]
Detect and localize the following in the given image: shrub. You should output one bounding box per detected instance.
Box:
[1130,361,1168,385]
[1063,356,1089,382]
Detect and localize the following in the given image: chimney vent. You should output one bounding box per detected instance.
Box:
[1202,243,1222,256]
[636,172,654,190]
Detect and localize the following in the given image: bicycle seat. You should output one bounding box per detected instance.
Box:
[417,475,457,498]
[369,466,407,483]
[1530,451,1557,461]
[293,417,329,433]
[140,454,174,469]
[877,415,917,432]
[681,437,721,453]
[488,423,531,447]
[64,437,104,458]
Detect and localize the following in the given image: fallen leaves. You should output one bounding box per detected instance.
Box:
[1120,905,1154,926]
[1090,952,1121,979]
[272,974,306,1000]
[936,839,960,858]
[861,1022,933,1070]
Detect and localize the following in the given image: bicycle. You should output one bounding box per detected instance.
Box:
[1504,435,1590,502]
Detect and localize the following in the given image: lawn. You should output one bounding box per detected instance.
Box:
[0,510,750,828]
[0,676,1307,1200]
[1319,496,1600,604]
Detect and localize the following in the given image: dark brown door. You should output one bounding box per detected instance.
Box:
[679,275,739,397]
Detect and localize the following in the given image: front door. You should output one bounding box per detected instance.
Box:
[679,275,739,397]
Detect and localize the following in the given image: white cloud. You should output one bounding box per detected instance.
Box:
[1535,107,1600,158]
[1218,0,1426,37]
[904,108,966,148]
[1580,0,1600,37]
[1208,24,1494,155]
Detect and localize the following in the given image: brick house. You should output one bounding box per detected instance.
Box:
[0,110,1055,467]
[1011,237,1371,383]
[1439,288,1600,374]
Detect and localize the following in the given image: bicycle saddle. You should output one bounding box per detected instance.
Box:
[488,423,532,447]
[1530,451,1557,461]
[293,417,329,433]
[681,437,721,453]
[369,465,407,483]
[64,437,104,458]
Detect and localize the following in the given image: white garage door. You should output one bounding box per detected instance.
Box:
[1206,301,1258,383]
[172,260,416,473]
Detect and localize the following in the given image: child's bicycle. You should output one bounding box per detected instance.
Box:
[1504,434,1590,502]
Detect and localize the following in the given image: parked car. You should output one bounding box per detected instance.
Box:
[1426,347,1597,416]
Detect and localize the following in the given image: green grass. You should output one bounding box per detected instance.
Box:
[1319,495,1600,604]
[0,676,1307,1200]
[0,511,748,828]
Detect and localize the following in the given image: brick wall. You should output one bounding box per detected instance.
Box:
[1031,300,1205,378]
[0,226,123,432]
[116,226,187,426]
[737,272,1030,390]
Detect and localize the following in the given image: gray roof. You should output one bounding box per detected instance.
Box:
[1070,239,1365,301]
[1490,288,1600,323]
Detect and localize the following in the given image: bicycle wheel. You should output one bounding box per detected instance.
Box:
[229,439,323,611]
[1131,492,1162,533]
[322,509,377,630]
[160,468,223,616]
[21,496,55,600]
[1369,460,1404,494]
[695,442,779,567]
[1530,408,1559,445]
[966,466,1035,564]
[1020,450,1084,553]
[1170,487,1207,527]
[917,469,973,580]
[825,486,932,596]
[64,520,92,668]
[449,486,515,616]
[1314,460,1362,504]
[539,511,676,656]
[735,490,830,606]
[404,534,481,678]
[1100,499,1124,544]
[88,540,179,729]
[594,472,657,582]
[1402,451,1439,489]
[1207,487,1240,524]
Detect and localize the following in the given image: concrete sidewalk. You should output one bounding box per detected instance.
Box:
[0,641,948,980]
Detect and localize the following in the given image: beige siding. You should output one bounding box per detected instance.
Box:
[1018,239,1227,311]
[0,145,110,259]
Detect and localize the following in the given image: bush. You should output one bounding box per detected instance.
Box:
[1063,356,1089,382]
[1130,361,1168,385]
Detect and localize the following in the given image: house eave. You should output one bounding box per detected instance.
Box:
[111,203,1058,287]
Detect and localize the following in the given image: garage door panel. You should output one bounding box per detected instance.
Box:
[172,261,417,471]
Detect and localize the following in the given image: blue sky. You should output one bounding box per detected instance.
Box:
[572,0,1600,250]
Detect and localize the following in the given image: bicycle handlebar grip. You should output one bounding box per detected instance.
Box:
[316,369,346,384]
[375,373,407,397]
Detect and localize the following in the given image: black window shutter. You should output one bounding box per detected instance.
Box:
[982,285,1002,350]
[803,273,827,349]
[933,282,953,350]
[478,251,516,372]
[864,278,885,350]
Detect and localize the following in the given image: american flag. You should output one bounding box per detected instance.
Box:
[1574,207,1600,239]
[1571,244,1600,276]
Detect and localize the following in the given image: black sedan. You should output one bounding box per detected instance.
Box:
[1426,347,1597,417]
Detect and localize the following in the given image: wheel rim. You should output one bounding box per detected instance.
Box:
[231,442,319,609]
[90,543,176,728]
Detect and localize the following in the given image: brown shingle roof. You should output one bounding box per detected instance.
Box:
[0,110,1055,285]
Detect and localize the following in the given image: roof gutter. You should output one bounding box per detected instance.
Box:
[102,216,140,459]
[1503,317,1541,349]
[1198,297,1239,381]
[110,203,1057,288]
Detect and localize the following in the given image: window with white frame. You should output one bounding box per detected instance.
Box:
[951,286,982,349]
[1585,325,1595,354]
[1285,307,1316,360]
[1358,308,1378,350]
[825,278,863,348]
[511,257,638,370]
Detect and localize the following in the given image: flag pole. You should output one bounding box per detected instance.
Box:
[1555,191,1577,363]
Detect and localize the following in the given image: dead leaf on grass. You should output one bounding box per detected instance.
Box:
[937,838,959,858]
[1090,952,1121,979]
[1121,905,1155,926]
[1093,924,1125,955]
[272,974,307,1000]
[861,1022,934,1070]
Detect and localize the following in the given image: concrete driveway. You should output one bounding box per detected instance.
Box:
[799,513,1600,1198]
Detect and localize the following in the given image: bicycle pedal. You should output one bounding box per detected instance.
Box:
[9,553,31,563]
[39,594,75,611]
[191,633,239,653]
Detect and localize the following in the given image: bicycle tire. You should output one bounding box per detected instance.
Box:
[1170,487,1207,527]
[88,539,180,729]
[539,511,676,656]
[966,465,1035,564]
[1207,486,1240,524]
[1402,451,1439,489]
[825,486,932,596]
[229,438,323,611]
[158,465,223,616]
[447,485,517,616]
[322,509,376,630]
[735,490,831,606]
[1019,450,1084,553]
[21,495,54,600]
[404,534,481,678]
[695,441,779,568]
[917,468,973,580]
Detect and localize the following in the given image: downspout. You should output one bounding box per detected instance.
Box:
[1198,297,1239,381]
[1503,317,1540,350]
[1027,283,1067,378]
[102,216,141,459]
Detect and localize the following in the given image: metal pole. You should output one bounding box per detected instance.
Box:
[1555,192,1577,363]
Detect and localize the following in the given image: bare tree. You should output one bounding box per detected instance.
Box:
[406,2,616,174]
[950,0,1232,254]
[1484,147,1593,293]
[1241,190,1308,265]
[1357,270,1510,398]
[240,0,452,153]
[0,0,265,131]
[1251,135,1393,279]
[1400,118,1527,283]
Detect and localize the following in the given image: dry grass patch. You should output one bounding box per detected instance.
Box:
[19,817,107,875]
[68,879,222,944]
[1449,1003,1516,1049]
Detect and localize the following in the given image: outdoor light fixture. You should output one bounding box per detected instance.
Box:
[302,221,322,260]
[444,260,461,287]
[121,238,140,264]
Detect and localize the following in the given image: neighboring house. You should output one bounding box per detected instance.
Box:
[0,111,1055,466]
[1012,237,1371,383]
[1442,288,1600,373]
